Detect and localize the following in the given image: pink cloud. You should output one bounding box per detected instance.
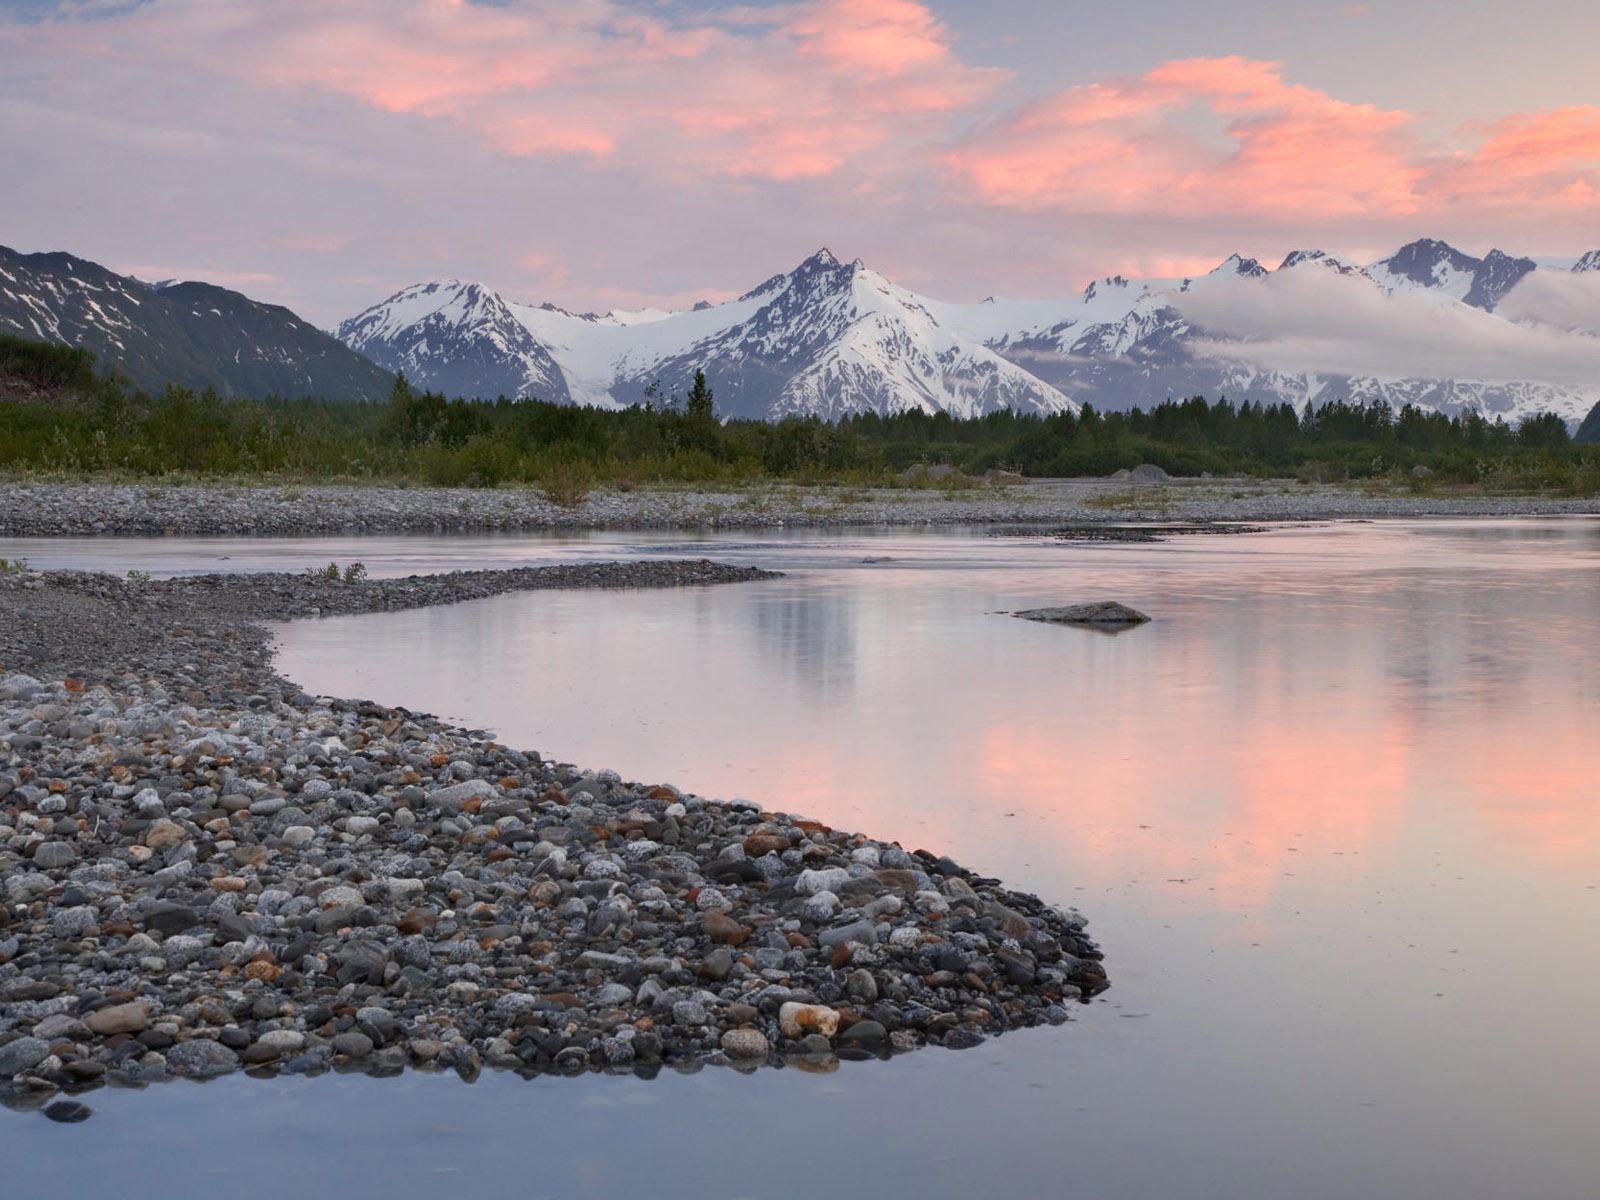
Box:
[943,57,1599,229]
[1433,107,1600,206]
[43,0,1003,184]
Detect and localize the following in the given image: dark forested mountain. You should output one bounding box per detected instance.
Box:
[1576,400,1600,443]
[0,245,392,399]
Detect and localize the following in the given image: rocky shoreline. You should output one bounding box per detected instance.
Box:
[0,562,1107,1112]
[2,477,1599,539]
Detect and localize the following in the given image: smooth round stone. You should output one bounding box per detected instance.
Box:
[672,1001,709,1028]
[253,1029,306,1056]
[721,1029,771,1060]
[32,1014,91,1042]
[32,841,79,869]
[43,1100,93,1124]
[796,867,851,897]
[318,885,364,909]
[280,825,316,847]
[0,1036,51,1077]
[165,1038,240,1078]
[837,1020,888,1048]
[84,1000,149,1036]
[942,1027,986,1050]
[593,983,634,1006]
[818,920,876,949]
[845,968,879,1003]
[331,1031,375,1060]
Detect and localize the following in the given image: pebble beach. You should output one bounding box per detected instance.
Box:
[0,551,1106,1111]
[2,475,1599,538]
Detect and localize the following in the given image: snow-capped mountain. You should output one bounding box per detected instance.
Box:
[612,250,1072,420]
[336,237,1600,428]
[337,280,570,404]
[1366,238,1535,310]
[345,250,1074,420]
[1277,249,1371,279]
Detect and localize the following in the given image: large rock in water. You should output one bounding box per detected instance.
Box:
[1013,602,1151,629]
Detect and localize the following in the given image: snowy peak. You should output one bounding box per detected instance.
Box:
[329,237,1600,431]
[1082,276,1132,301]
[1573,250,1600,273]
[1373,238,1480,289]
[341,249,1073,420]
[1213,254,1269,280]
[1278,249,1369,279]
[1466,249,1537,310]
[619,250,1073,420]
[1368,239,1533,310]
[337,279,570,403]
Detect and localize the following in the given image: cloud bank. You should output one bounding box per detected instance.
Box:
[1178,268,1600,389]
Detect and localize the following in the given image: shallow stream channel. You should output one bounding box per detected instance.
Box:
[3,518,1598,1199]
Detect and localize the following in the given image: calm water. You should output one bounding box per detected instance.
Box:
[4,520,1599,1200]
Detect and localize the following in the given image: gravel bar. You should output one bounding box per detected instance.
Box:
[2,478,1599,538]
[0,561,1107,1108]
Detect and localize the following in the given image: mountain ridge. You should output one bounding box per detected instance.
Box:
[0,245,393,400]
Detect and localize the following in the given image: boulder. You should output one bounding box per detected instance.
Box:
[1013,601,1150,629]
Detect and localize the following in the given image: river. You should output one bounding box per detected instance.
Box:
[4,518,1598,1199]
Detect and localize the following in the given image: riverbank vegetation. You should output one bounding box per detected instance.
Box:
[2,331,1597,495]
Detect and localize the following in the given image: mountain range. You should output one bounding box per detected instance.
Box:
[4,238,1600,439]
[0,245,392,400]
[339,239,1600,430]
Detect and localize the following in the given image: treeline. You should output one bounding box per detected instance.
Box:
[1,330,1596,493]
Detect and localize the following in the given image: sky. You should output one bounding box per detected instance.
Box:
[2,0,1599,328]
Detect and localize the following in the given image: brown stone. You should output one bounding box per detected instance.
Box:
[778,1002,840,1040]
[85,1001,149,1036]
[144,820,186,850]
[983,901,1031,938]
[703,909,744,944]
[742,832,791,858]
[245,961,284,983]
[397,908,437,935]
[485,847,515,863]
[209,876,247,893]
[785,931,813,949]
[873,869,921,894]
